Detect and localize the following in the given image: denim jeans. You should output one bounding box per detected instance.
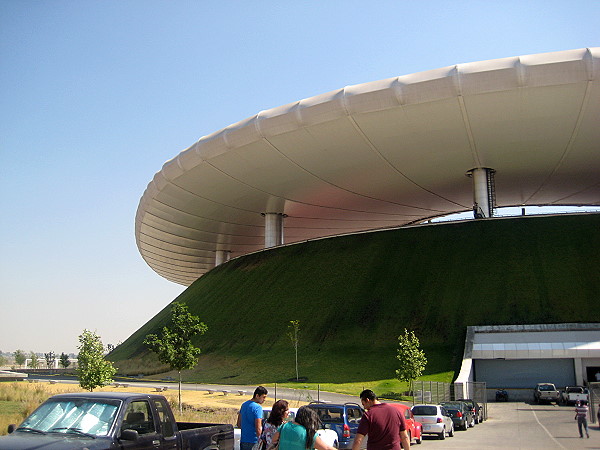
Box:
[577,417,589,437]
[241,441,256,450]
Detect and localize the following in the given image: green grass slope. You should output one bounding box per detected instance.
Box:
[111,214,600,385]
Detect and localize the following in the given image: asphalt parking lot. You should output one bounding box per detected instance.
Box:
[413,401,599,449]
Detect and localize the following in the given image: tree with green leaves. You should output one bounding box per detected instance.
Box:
[144,302,207,412]
[44,352,56,371]
[396,329,427,386]
[29,351,39,369]
[59,352,71,369]
[287,320,300,381]
[77,330,117,391]
[14,349,26,368]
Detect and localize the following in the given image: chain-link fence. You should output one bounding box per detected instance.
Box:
[411,381,488,421]
[410,381,452,405]
[453,381,488,421]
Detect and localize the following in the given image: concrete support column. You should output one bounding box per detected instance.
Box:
[214,250,231,267]
[467,168,496,218]
[574,358,584,385]
[262,212,286,248]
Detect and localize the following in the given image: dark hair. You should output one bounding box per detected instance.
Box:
[360,389,377,401]
[267,399,289,427]
[295,406,319,449]
[253,386,268,398]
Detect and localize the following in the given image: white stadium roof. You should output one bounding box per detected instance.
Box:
[136,48,600,285]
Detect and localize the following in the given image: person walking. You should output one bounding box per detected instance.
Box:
[351,389,410,450]
[574,400,589,438]
[261,399,289,448]
[237,386,268,450]
[270,405,335,450]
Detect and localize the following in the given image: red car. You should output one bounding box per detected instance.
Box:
[388,402,422,445]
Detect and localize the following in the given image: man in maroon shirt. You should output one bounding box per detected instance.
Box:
[352,389,411,450]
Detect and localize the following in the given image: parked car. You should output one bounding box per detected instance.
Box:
[411,404,454,440]
[262,406,298,421]
[533,383,560,404]
[456,398,484,423]
[306,402,364,449]
[387,403,422,445]
[559,386,589,405]
[440,401,473,430]
[0,392,234,450]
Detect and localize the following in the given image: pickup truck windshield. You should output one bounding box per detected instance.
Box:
[19,398,121,437]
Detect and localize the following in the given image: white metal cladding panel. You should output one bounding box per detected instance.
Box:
[474,359,575,388]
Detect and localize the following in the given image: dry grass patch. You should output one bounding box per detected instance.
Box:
[0,381,309,434]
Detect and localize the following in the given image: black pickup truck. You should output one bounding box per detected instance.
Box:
[0,392,234,449]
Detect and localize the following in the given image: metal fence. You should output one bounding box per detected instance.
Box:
[589,382,600,424]
[411,380,488,421]
[457,381,488,421]
[411,381,452,405]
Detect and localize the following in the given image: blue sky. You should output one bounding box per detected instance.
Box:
[1,1,598,354]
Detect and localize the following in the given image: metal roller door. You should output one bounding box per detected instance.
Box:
[474,358,575,388]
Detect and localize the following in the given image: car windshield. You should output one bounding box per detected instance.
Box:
[19,398,121,437]
[567,387,583,393]
[441,403,462,409]
[310,407,344,423]
[539,385,555,391]
[412,406,438,416]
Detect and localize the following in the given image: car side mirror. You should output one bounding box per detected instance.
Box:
[7,424,16,434]
[121,429,139,441]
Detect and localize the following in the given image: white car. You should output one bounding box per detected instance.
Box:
[411,404,454,440]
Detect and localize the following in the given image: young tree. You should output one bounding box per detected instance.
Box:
[44,351,56,371]
[0,354,6,367]
[59,352,71,369]
[144,302,207,412]
[14,349,26,368]
[29,351,39,369]
[396,329,427,386]
[287,320,300,381]
[77,329,117,391]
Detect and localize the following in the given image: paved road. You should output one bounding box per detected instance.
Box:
[31,375,359,404]
[415,402,600,449]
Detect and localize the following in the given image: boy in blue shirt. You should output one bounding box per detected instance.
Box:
[237,386,268,450]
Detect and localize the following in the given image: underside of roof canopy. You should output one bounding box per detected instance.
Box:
[136,47,600,285]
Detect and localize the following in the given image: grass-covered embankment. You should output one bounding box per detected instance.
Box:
[110,214,600,390]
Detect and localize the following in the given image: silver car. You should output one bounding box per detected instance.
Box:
[411,404,454,440]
